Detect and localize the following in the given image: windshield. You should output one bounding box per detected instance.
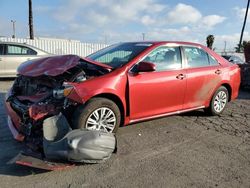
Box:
[87,42,152,69]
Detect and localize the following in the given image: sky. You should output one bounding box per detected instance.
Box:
[0,0,250,51]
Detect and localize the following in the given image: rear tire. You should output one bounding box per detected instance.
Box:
[72,97,120,133]
[204,86,229,116]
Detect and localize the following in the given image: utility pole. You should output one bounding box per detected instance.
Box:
[104,34,108,45]
[11,20,16,38]
[238,0,250,52]
[29,0,34,39]
[224,41,227,55]
[142,33,145,41]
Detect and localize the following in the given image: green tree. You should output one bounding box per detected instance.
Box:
[206,35,215,50]
[244,41,250,63]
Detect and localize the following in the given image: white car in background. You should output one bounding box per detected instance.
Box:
[0,42,51,77]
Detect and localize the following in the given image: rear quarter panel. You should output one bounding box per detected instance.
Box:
[228,65,241,100]
[202,46,240,101]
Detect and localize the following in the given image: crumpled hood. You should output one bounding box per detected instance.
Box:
[17,55,112,77]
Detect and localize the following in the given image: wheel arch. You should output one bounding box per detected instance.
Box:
[221,83,232,101]
[91,93,125,126]
[205,82,232,108]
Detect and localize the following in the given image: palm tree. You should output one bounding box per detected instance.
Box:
[244,41,250,63]
[29,0,34,39]
[206,35,215,50]
[235,40,248,52]
[238,0,250,52]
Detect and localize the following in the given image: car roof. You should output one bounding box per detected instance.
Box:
[120,41,205,47]
[0,41,36,47]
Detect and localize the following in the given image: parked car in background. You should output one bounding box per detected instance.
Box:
[222,55,250,88]
[0,42,50,77]
[5,41,240,146]
[222,55,245,65]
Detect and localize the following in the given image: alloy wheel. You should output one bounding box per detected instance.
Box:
[213,91,227,113]
[86,107,116,132]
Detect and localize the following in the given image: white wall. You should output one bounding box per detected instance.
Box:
[0,37,108,57]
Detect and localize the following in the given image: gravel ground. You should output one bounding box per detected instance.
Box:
[0,79,250,188]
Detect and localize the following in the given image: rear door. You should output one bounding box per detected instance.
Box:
[182,46,222,109]
[128,45,187,120]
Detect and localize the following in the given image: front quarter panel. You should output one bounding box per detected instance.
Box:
[67,69,128,115]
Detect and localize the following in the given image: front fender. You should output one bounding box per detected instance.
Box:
[65,71,128,118]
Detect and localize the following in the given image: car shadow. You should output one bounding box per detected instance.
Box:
[0,92,49,176]
[181,109,208,117]
[177,89,250,117]
[0,78,15,81]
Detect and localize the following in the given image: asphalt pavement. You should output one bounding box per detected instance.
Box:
[0,79,250,188]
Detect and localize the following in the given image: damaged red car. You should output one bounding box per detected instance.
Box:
[5,41,240,144]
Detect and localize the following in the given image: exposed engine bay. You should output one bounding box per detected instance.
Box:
[6,57,110,155]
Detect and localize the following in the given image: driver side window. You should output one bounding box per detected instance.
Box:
[142,46,182,71]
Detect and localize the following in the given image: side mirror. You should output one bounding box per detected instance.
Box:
[137,61,156,72]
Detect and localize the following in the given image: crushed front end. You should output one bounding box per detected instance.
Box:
[5,55,111,152]
[4,55,118,169]
[6,75,77,149]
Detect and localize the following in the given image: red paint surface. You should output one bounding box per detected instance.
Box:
[17,55,112,77]
[7,116,24,141]
[17,55,80,77]
[12,153,74,171]
[28,104,57,121]
[68,42,240,124]
[6,41,241,139]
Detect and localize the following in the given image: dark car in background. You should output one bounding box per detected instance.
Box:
[222,55,250,88]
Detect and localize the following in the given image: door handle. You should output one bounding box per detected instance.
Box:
[215,69,221,75]
[176,74,185,80]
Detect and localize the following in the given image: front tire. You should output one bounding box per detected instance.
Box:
[72,98,121,133]
[205,86,229,116]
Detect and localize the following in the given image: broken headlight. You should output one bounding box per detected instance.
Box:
[53,85,74,99]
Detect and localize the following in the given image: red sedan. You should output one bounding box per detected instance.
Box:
[5,41,240,141]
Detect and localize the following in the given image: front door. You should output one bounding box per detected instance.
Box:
[128,46,186,120]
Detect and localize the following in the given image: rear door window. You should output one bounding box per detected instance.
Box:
[183,47,209,68]
[208,54,219,66]
[6,44,37,55]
